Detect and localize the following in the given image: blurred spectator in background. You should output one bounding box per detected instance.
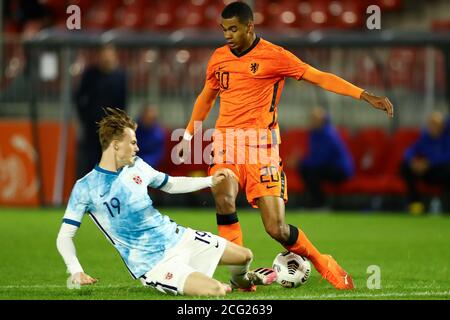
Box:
[74,44,127,178]
[3,0,53,36]
[400,111,450,214]
[135,105,166,169]
[0,0,53,103]
[298,106,354,209]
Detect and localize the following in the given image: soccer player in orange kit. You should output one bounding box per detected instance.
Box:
[175,1,394,290]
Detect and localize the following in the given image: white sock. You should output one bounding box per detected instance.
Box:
[229,261,251,288]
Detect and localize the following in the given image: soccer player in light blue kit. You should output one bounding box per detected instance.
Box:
[56,107,276,296]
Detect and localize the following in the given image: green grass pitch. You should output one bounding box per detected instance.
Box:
[0,207,449,300]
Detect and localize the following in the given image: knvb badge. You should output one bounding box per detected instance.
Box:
[250,62,259,74]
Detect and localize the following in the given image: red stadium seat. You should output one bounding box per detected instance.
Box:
[65,0,93,12]
[335,0,365,30]
[376,0,403,12]
[432,20,450,31]
[202,1,223,29]
[264,0,300,30]
[253,0,271,28]
[115,0,146,30]
[343,128,390,194]
[279,129,309,163]
[351,128,389,175]
[175,2,206,30]
[40,0,66,16]
[279,126,437,196]
[417,182,443,196]
[433,48,446,93]
[388,48,425,90]
[336,126,352,149]
[353,55,384,89]
[121,49,153,93]
[384,128,420,176]
[3,19,20,34]
[279,129,309,193]
[143,1,177,31]
[355,128,421,195]
[296,0,331,30]
[84,0,120,30]
[184,48,214,91]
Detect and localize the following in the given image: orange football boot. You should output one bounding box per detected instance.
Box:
[316,255,355,290]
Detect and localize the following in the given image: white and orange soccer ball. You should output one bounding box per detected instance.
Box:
[272,251,311,288]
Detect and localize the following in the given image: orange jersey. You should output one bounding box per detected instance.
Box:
[205,37,310,145]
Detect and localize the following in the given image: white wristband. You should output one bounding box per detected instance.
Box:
[183,131,193,141]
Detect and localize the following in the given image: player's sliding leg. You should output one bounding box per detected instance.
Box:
[212,171,243,246]
[220,242,253,290]
[183,272,230,296]
[257,196,354,290]
[219,241,277,291]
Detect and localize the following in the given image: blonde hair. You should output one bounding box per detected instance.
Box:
[97,107,137,151]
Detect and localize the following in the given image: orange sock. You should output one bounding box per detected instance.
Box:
[217,213,243,246]
[284,226,326,268]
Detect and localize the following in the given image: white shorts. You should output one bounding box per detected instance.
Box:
[139,228,227,295]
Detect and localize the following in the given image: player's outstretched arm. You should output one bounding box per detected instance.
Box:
[159,169,234,194]
[185,85,219,136]
[175,85,219,163]
[56,223,98,285]
[302,66,394,118]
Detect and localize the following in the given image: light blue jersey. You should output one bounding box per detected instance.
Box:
[62,157,186,278]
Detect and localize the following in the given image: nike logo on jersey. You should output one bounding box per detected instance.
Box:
[215,241,219,248]
[100,192,107,197]
[266,185,277,189]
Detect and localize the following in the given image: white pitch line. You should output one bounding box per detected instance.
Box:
[0,284,127,289]
[0,286,449,299]
[243,291,450,299]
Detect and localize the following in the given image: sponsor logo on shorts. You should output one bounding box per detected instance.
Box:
[165,272,173,280]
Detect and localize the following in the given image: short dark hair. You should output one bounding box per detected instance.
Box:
[221,1,253,24]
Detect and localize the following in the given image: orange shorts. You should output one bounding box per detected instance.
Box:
[208,143,288,208]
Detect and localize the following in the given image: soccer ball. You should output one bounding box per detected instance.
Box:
[272,251,311,288]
